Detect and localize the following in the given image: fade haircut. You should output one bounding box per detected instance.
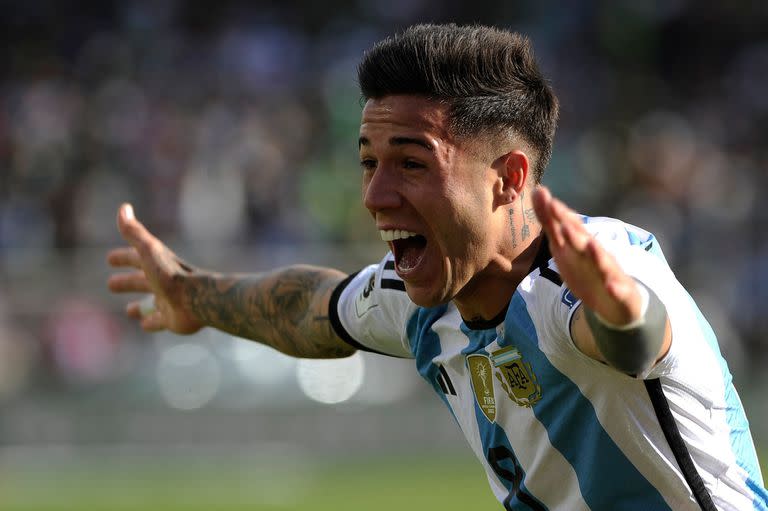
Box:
[358,24,559,182]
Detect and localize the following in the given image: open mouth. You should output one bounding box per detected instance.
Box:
[380,229,428,274]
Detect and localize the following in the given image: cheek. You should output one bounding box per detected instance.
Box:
[448,193,491,241]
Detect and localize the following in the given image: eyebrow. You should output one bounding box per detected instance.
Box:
[358,136,434,152]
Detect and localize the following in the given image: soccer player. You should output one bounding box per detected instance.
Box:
[107,24,767,510]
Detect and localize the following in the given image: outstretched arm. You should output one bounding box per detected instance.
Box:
[107,204,354,359]
[532,187,671,374]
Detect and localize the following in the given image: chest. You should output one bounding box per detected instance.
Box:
[410,308,570,430]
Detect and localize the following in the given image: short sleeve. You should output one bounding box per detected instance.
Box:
[328,253,415,358]
[595,241,689,379]
[531,218,701,380]
[571,224,695,379]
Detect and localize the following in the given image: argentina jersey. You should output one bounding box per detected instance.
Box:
[329,216,768,510]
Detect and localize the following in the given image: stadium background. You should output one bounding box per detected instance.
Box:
[1,1,766,509]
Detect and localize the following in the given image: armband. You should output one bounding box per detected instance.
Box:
[583,282,667,375]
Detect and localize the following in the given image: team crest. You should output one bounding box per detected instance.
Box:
[491,346,542,407]
[467,354,496,422]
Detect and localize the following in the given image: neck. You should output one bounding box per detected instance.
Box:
[453,231,544,323]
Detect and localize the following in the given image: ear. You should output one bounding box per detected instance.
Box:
[492,150,529,208]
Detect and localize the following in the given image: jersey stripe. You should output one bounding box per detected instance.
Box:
[381,278,406,291]
[438,365,457,395]
[645,379,717,510]
[506,293,673,510]
[407,305,452,409]
[435,372,450,395]
[538,266,562,287]
[473,400,549,510]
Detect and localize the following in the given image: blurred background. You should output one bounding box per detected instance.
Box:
[0,1,766,509]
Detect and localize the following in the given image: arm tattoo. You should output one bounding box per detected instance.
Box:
[185,266,353,358]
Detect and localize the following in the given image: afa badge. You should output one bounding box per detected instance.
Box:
[490,346,542,408]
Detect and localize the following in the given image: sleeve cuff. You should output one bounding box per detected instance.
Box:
[328,272,409,358]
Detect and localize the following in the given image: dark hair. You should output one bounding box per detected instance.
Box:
[358,24,559,182]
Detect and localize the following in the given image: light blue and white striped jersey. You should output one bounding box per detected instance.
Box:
[329,216,768,510]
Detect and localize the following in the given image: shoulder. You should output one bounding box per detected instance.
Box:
[580,215,656,248]
[331,252,419,358]
[346,252,414,315]
[332,252,418,333]
[580,215,671,265]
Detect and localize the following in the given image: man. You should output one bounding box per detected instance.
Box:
[108,24,767,510]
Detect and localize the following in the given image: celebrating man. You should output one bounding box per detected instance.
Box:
[108,24,767,510]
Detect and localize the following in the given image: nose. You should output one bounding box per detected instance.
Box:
[362,165,402,213]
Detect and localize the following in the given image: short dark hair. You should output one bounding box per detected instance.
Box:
[358,24,559,182]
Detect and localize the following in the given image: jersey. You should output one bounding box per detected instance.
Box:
[328,216,768,511]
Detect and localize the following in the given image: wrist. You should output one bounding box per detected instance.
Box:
[594,282,650,330]
[583,281,667,375]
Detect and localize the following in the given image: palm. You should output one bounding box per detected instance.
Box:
[107,204,203,334]
[532,187,642,325]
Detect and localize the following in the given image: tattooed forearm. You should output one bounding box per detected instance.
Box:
[184,265,353,358]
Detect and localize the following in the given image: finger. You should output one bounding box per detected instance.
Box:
[606,277,638,305]
[548,193,592,252]
[117,203,162,254]
[548,195,578,225]
[107,247,142,268]
[532,186,552,225]
[126,300,143,320]
[544,217,565,249]
[586,238,615,278]
[108,271,151,293]
[532,187,566,247]
[604,277,644,323]
[126,295,157,319]
[561,221,590,252]
[141,310,167,332]
[543,208,566,249]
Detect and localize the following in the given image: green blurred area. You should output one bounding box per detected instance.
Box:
[1,454,500,511]
[3,450,766,511]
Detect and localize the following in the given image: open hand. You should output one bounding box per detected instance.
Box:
[107,204,204,334]
[532,186,643,326]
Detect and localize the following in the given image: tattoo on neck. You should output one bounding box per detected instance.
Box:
[508,208,518,249]
[525,208,537,223]
[520,190,530,241]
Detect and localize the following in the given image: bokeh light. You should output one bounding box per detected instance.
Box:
[296,352,364,404]
[156,342,221,410]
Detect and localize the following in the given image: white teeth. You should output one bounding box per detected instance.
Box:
[379,229,418,242]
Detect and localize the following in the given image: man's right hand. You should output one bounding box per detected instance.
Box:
[107,203,204,334]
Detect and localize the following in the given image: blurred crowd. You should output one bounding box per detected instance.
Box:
[0,1,766,417]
